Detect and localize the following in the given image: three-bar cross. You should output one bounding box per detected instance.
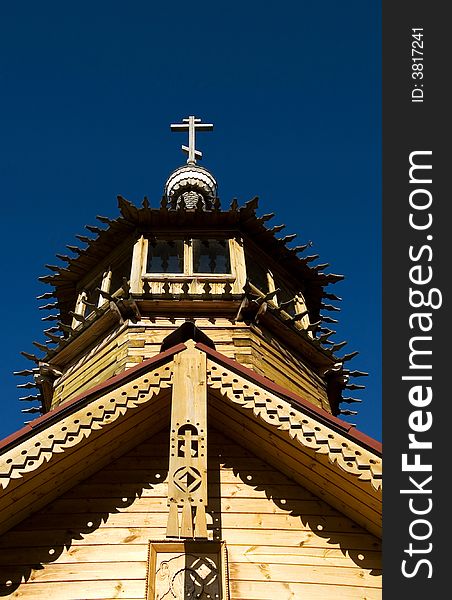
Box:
[170,116,214,164]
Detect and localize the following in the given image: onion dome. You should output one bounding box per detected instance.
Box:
[164,163,218,210]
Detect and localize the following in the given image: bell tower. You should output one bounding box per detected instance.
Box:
[2,116,381,599]
[17,115,364,422]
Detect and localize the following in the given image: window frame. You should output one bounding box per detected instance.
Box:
[142,237,236,282]
[146,540,229,600]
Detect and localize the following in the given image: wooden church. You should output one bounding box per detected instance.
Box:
[0,117,382,599]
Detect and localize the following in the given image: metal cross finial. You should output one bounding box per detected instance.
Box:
[170,116,214,164]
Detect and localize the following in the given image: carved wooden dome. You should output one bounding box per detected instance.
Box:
[164,163,217,210]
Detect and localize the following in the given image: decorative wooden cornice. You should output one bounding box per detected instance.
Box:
[206,358,381,492]
[0,362,173,491]
[197,343,380,452]
[2,343,381,493]
[36,196,343,323]
[0,343,381,537]
[0,345,187,491]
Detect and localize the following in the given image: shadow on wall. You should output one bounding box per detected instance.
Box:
[0,426,381,596]
[205,428,382,577]
[0,461,170,595]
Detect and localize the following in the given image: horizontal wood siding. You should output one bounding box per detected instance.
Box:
[53,318,329,411]
[0,430,381,599]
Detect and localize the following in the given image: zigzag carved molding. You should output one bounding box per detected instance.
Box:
[0,362,173,490]
[0,350,381,495]
[206,359,382,492]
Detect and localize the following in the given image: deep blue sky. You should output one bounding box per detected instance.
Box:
[0,2,381,440]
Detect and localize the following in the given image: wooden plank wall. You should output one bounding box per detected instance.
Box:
[0,427,381,599]
[231,330,329,410]
[53,318,328,410]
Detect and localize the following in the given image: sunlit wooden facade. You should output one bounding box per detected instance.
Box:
[0,120,381,598]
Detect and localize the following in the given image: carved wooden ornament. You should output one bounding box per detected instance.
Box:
[166,341,208,539]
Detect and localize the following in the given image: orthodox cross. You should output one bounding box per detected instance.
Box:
[170,116,214,164]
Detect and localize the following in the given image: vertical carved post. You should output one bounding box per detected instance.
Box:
[267,269,278,306]
[130,235,147,294]
[167,340,208,539]
[229,237,246,294]
[72,291,87,329]
[294,292,311,333]
[98,269,112,307]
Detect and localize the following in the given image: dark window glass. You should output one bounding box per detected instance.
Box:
[147,240,184,273]
[82,275,103,317]
[193,239,231,274]
[276,280,297,316]
[110,251,133,295]
[244,249,269,293]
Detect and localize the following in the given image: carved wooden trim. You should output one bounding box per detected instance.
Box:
[130,234,147,294]
[98,268,112,307]
[0,362,173,490]
[206,359,382,492]
[228,237,245,295]
[146,540,229,600]
[0,345,381,502]
[72,290,88,328]
[167,341,208,539]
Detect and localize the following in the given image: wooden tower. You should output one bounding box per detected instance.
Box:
[0,117,382,599]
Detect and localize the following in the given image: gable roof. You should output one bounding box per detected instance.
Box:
[0,343,381,539]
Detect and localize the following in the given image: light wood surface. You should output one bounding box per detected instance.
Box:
[0,428,381,599]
